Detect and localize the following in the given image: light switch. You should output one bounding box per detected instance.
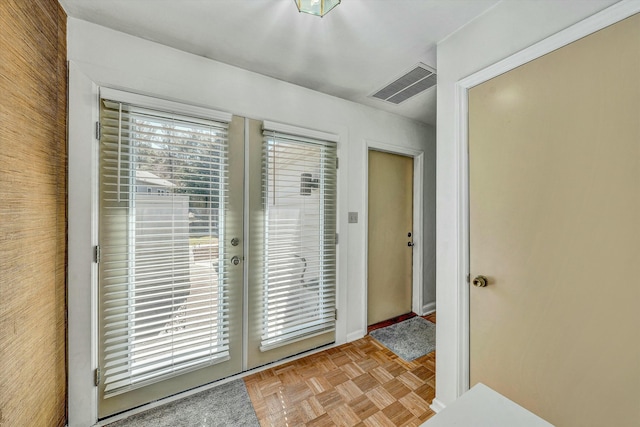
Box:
[348,212,358,223]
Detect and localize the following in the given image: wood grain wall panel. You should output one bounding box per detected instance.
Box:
[0,1,67,426]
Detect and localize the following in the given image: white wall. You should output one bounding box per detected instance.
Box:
[67,17,435,425]
[434,0,620,409]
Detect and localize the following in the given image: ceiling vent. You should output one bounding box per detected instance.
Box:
[371,63,437,105]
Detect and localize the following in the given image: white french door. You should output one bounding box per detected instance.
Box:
[96,92,336,418]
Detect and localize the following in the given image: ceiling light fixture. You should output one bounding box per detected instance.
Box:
[294,0,340,17]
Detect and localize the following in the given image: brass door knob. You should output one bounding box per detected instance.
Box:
[472,275,488,287]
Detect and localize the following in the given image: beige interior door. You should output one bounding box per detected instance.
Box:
[469,14,640,427]
[367,150,413,325]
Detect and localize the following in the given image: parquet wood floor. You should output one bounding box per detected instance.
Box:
[245,313,437,426]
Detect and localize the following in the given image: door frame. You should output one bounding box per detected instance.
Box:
[68,67,347,425]
[364,140,425,329]
[444,0,640,412]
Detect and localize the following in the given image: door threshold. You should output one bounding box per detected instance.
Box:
[367,312,417,334]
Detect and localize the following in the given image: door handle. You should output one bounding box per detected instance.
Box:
[230,256,241,266]
[472,275,488,287]
[407,242,414,247]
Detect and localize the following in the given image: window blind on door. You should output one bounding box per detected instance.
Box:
[99,93,232,397]
[260,126,337,351]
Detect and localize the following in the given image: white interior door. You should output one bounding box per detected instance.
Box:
[468,14,640,427]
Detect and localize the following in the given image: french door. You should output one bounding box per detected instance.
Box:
[246,119,338,369]
[96,90,336,418]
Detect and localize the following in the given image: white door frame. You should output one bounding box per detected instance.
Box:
[67,66,348,426]
[449,0,640,408]
[67,62,100,427]
[364,140,425,328]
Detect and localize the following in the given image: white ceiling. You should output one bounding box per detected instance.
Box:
[59,0,501,125]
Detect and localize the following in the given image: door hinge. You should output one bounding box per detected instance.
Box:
[94,245,101,264]
[94,367,101,386]
[336,157,339,170]
[466,274,470,284]
[95,121,101,140]
[335,233,339,245]
[335,309,338,320]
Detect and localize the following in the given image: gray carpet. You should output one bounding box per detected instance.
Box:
[106,379,259,427]
[370,316,436,361]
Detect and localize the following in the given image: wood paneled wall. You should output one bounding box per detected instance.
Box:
[0,1,67,426]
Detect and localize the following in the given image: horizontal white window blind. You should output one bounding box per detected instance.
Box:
[99,95,231,397]
[260,127,337,351]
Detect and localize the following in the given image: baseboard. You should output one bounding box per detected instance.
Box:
[422,302,436,315]
[346,330,366,342]
[430,398,446,414]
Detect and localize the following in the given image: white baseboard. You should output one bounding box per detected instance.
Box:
[422,302,436,315]
[430,398,446,414]
[346,330,366,342]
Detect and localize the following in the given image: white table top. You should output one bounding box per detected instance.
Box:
[421,383,554,427]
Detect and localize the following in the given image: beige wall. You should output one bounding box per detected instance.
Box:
[0,0,67,426]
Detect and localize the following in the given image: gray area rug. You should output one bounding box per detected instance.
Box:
[106,379,259,427]
[370,316,436,361]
